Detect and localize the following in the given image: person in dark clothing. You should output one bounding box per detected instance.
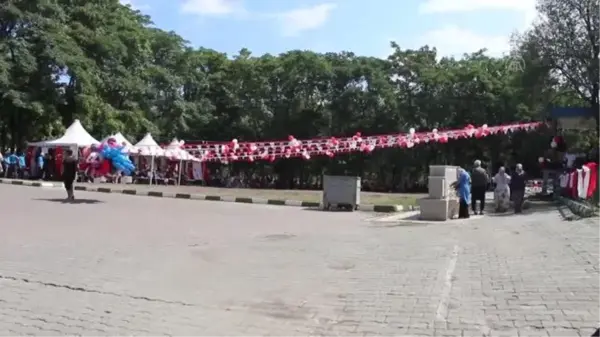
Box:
[62,149,78,200]
[471,160,489,215]
[43,151,54,180]
[510,163,527,213]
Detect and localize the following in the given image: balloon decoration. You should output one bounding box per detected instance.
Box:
[539,135,567,169]
[90,138,136,175]
[183,122,543,163]
[550,135,566,152]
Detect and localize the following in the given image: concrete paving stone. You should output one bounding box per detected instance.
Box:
[546,328,584,337]
[434,328,463,337]
[516,328,551,337]
[0,184,598,336]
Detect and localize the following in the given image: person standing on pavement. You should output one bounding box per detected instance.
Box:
[62,149,78,200]
[16,151,26,179]
[455,167,472,219]
[35,149,44,180]
[470,160,489,215]
[493,167,511,212]
[510,163,527,213]
[4,150,17,178]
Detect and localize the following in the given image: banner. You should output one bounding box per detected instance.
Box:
[192,161,203,181]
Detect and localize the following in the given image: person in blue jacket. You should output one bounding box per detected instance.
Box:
[16,151,26,178]
[455,167,472,219]
[4,151,18,178]
[35,149,44,179]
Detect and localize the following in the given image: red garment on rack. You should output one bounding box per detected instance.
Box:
[584,162,598,199]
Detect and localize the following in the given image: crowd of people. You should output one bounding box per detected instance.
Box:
[0,150,28,178]
[455,160,530,219]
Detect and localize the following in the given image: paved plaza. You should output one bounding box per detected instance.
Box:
[0,184,598,336]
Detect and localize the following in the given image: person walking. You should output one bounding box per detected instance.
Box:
[62,149,78,201]
[510,164,527,213]
[493,167,511,212]
[470,160,489,215]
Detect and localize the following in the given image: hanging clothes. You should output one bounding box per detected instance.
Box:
[578,166,590,199]
[584,162,598,199]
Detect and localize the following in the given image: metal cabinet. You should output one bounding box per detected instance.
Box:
[322,175,361,211]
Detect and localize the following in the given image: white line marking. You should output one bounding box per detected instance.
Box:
[436,245,460,322]
[220,195,236,202]
[284,200,303,206]
[372,211,420,222]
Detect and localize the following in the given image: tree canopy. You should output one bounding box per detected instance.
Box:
[0,0,597,191]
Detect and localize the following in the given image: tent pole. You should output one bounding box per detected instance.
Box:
[177,159,183,186]
[149,155,154,186]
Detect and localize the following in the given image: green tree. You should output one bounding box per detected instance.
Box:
[516,0,599,112]
[0,0,592,191]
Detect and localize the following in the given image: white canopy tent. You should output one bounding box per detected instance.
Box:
[134,133,165,156]
[164,138,200,185]
[133,133,165,185]
[101,132,138,153]
[29,119,100,147]
[101,132,134,147]
[164,138,199,162]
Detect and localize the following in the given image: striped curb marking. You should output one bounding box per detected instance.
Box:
[0,178,56,188]
[0,178,415,213]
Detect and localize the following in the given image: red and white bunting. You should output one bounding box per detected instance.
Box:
[183,122,542,163]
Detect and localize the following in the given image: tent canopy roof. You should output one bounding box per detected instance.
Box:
[166,138,184,149]
[134,133,161,148]
[101,132,134,147]
[134,133,165,156]
[29,119,99,147]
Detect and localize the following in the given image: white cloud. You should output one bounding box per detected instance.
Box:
[418,25,511,58]
[414,0,538,59]
[180,0,244,16]
[179,0,335,36]
[419,0,534,14]
[120,0,150,11]
[277,3,337,37]
[419,0,537,30]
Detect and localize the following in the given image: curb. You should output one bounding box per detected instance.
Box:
[556,196,598,218]
[0,178,416,213]
[0,178,57,188]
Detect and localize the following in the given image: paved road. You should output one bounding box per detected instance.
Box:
[0,184,597,336]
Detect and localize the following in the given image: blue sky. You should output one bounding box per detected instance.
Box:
[121,0,537,59]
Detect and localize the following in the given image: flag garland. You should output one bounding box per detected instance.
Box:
[183,122,542,163]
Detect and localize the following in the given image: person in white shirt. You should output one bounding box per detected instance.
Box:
[493,167,511,212]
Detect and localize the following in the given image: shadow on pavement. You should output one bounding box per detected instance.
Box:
[33,198,104,205]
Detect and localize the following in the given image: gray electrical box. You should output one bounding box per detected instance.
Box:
[322,175,361,211]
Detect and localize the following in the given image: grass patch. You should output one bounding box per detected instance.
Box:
[76,182,422,206]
